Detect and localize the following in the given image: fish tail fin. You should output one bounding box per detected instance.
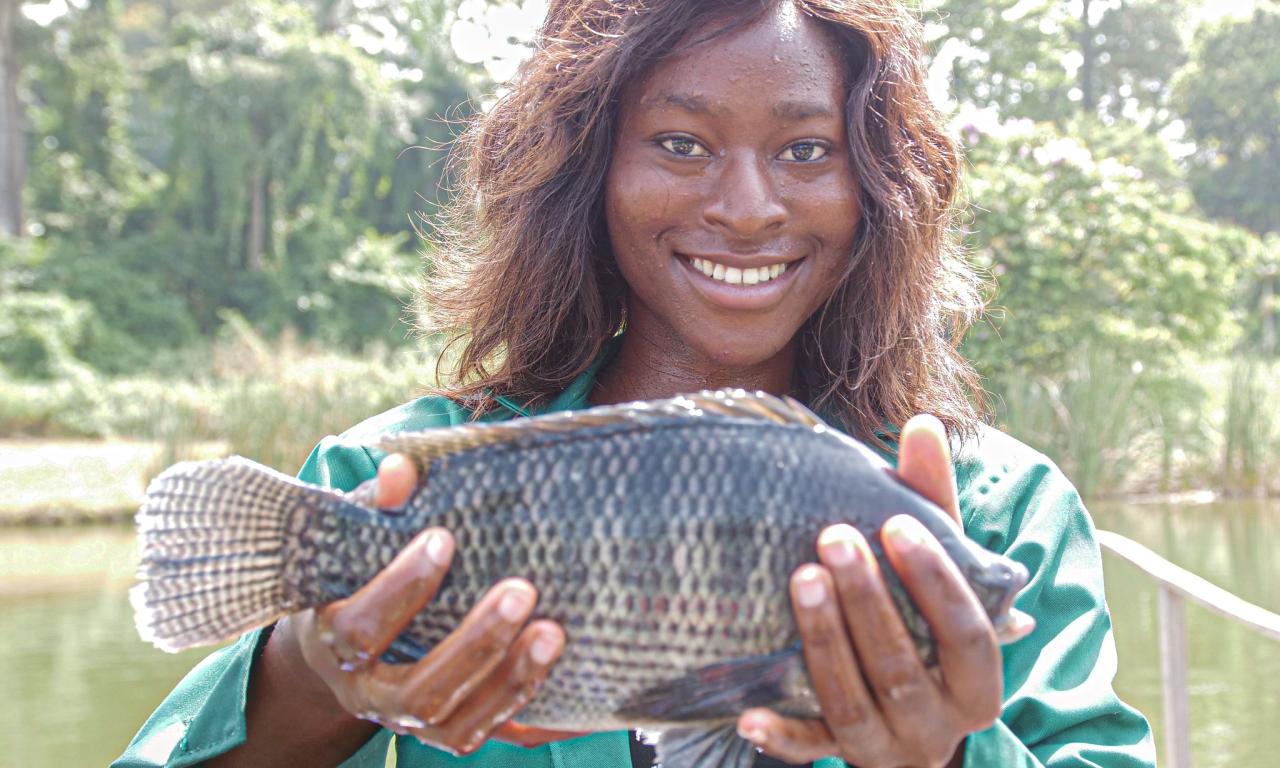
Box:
[132,456,345,652]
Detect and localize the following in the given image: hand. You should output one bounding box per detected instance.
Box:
[281,453,584,755]
[737,415,1032,768]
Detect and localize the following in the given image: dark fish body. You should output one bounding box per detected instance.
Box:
[133,390,1028,766]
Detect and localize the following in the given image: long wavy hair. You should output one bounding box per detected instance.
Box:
[425,0,987,446]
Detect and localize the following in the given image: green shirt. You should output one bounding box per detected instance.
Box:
[115,359,1155,767]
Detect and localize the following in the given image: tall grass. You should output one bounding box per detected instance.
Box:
[0,317,436,472]
[987,352,1278,499]
[1222,357,1280,495]
[3,329,1276,496]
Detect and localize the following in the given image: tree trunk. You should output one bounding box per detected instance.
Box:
[0,0,26,237]
[246,158,265,271]
[1079,0,1097,114]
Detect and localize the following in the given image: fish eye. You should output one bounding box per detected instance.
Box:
[659,136,711,158]
[778,141,828,162]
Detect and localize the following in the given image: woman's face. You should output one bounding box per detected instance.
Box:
[605,1,861,371]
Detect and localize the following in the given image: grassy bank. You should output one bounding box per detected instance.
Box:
[2,325,1276,524]
[0,439,226,525]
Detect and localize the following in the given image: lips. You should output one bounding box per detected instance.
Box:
[675,251,805,311]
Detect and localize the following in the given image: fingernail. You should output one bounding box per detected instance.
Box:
[818,524,862,567]
[499,585,534,621]
[530,633,559,665]
[389,714,426,730]
[794,567,826,608]
[425,532,452,566]
[884,515,930,553]
[737,713,768,746]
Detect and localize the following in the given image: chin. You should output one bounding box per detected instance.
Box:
[687,328,795,372]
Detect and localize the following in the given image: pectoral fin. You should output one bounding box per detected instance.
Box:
[616,644,816,723]
[647,725,758,768]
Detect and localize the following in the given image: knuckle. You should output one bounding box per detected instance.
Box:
[800,615,844,649]
[823,697,869,730]
[872,658,926,704]
[950,619,997,655]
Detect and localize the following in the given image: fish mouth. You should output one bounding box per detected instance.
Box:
[982,560,1033,644]
[993,607,1036,645]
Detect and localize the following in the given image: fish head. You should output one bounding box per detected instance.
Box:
[966,555,1032,644]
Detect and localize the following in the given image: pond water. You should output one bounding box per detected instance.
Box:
[0,500,1276,767]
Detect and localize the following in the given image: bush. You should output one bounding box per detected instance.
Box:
[0,292,93,379]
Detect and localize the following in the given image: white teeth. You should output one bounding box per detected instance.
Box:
[688,257,790,285]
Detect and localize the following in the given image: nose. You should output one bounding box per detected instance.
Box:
[702,153,787,238]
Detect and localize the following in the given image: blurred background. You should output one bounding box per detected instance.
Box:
[0,0,1276,765]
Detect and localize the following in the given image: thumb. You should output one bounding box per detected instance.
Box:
[896,414,961,524]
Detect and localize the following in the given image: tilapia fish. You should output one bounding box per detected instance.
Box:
[133,389,1029,768]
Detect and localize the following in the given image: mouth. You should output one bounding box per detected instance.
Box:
[676,252,804,311]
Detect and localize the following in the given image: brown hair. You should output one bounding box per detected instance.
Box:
[425,0,987,446]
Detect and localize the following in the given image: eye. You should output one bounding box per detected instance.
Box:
[658,136,711,158]
[778,141,829,162]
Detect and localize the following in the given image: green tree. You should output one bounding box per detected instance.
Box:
[1,0,24,236]
[959,118,1258,378]
[1175,6,1280,238]
[1175,6,1280,356]
[930,0,1188,127]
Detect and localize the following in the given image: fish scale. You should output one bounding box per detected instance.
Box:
[132,390,1030,767]
[285,416,906,727]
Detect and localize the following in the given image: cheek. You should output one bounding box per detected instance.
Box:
[801,175,862,257]
[606,155,697,253]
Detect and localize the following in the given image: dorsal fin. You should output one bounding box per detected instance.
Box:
[373,388,829,470]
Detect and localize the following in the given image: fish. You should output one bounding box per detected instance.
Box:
[132,389,1030,768]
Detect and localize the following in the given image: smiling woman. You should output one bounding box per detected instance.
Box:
[116,2,1154,768]
[428,0,981,446]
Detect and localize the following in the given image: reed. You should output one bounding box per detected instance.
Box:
[1222,357,1280,495]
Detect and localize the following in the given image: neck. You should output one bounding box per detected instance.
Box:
[591,323,797,407]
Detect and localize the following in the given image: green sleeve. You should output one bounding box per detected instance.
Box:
[111,437,392,767]
[957,429,1155,767]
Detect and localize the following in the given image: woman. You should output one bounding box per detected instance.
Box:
[116,1,1155,766]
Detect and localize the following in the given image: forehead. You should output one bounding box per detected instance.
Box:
[628,3,846,117]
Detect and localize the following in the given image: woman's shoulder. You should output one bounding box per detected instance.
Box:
[298,394,476,490]
[339,393,476,442]
[952,423,1090,551]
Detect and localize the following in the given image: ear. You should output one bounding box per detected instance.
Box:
[895,414,961,524]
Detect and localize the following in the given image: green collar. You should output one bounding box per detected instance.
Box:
[491,335,623,419]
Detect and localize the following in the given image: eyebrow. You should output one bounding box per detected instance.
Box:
[653,93,836,121]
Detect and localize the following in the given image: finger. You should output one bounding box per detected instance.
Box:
[826,524,946,746]
[367,578,538,725]
[897,414,961,523]
[375,453,418,510]
[314,527,454,670]
[428,620,567,754]
[882,515,1003,731]
[737,708,836,764]
[789,562,891,758]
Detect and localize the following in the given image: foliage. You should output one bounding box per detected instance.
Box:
[960,117,1258,379]
[0,316,434,469]
[9,0,469,374]
[4,0,1279,497]
[1175,6,1280,238]
[929,0,1188,127]
[0,290,92,379]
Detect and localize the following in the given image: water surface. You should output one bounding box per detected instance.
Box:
[0,500,1276,766]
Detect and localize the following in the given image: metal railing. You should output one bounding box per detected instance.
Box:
[1095,530,1280,768]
